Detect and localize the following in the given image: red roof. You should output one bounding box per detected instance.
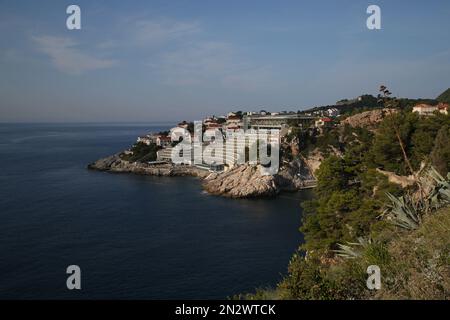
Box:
[438,103,449,110]
[321,117,332,122]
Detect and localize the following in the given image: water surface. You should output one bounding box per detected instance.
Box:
[0,123,311,299]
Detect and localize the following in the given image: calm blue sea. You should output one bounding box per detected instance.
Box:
[0,123,311,299]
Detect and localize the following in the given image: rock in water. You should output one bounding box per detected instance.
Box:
[88,154,315,198]
[202,160,314,198]
[203,164,279,198]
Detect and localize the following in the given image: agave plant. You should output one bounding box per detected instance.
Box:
[334,237,371,259]
[384,167,450,230]
[426,167,450,205]
[384,192,421,230]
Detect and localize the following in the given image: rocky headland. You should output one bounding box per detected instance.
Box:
[88,154,315,198]
[203,160,315,198]
[88,154,209,178]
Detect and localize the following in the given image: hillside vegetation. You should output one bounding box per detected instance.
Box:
[240,89,450,300]
[437,88,450,104]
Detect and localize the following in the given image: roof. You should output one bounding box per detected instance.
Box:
[413,104,434,109]
[207,123,222,128]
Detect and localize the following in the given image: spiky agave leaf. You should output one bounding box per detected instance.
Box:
[334,237,371,259]
[385,167,450,230]
[334,243,361,259]
[427,167,450,204]
[385,192,420,230]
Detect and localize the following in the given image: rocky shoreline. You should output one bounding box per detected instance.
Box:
[88,154,315,198]
[87,154,210,178]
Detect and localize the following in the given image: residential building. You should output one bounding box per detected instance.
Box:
[413,103,449,116]
[326,108,340,117]
[315,117,333,128]
[226,113,242,128]
[156,147,173,162]
[156,135,171,147]
[437,103,449,115]
[137,134,158,145]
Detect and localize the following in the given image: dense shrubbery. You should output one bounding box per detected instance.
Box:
[242,107,450,300]
[277,207,449,300]
[368,111,450,175]
[286,127,342,156]
[437,88,450,104]
[121,142,159,162]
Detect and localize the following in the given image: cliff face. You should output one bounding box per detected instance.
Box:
[340,108,397,129]
[202,160,314,198]
[203,165,279,198]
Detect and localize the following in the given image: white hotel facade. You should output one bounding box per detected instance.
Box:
[168,128,280,171]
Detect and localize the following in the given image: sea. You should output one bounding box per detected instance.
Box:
[0,123,312,299]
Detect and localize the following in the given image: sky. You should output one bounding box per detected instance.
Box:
[1,0,450,122]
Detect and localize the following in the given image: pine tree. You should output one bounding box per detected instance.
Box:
[430,125,450,176]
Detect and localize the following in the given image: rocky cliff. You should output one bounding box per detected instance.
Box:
[202,160,314,198]
[88,154,315,198]
[340,108,397,129]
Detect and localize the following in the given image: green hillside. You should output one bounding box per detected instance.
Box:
[437,88,450,103]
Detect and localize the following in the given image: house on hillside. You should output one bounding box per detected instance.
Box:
[315,117,333,128]
[437,103,449,115]
[204,117,223,130]
[226,113,242,128]
[413,103,449,116]
[413,104,438,115]
[137,134,158,145]
[156,135,171,147]
[326,108,340,117]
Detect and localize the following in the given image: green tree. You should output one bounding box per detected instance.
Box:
[369,112,418,175]
[315,156,351,198]
[122,142,159,162]
[430,125,450,176]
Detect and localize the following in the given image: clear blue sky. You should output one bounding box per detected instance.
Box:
[1,0,449,122]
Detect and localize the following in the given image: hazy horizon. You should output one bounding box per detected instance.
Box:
[1,0,450,122]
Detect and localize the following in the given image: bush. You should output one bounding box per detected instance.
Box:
[121,142,159,162]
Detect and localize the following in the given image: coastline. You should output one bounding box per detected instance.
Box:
[87,153,209,178]
[88,153,316,198]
